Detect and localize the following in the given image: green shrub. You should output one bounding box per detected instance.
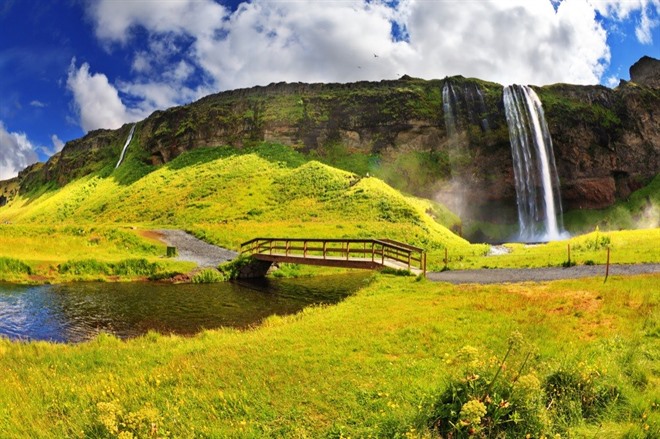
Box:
[380,267,413,276]
[429,335,550,438]
[0,257,32,275]
[58,259,111,276]
[544,368,622,429]
[191,269,226,283]
[217,255,253,280]
[58,258,162,277]
[429,333,625,437]
[112,259,161,276]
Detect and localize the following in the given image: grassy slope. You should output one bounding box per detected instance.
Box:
[0,274,657,437]
[0,145,478,281]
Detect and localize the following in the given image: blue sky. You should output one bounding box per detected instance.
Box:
[1,0,658,179]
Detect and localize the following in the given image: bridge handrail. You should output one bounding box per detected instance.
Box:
[240,237,421,254]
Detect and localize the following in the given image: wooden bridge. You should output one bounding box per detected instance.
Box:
[240,238,426,277]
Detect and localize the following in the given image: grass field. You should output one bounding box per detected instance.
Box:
[0,145,475,282]
[0,274,657,437]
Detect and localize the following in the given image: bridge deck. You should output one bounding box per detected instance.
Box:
[241,237,426,276]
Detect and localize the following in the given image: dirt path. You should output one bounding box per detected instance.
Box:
[427,263,660,284]
[154,229,238,268]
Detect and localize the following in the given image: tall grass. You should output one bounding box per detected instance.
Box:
[0,257,32,275]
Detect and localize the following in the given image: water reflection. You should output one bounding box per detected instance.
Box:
[0,273,371,343]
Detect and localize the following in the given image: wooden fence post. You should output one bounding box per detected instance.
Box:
[604,247,610,283]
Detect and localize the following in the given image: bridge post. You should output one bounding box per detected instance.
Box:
[346,242,350,260]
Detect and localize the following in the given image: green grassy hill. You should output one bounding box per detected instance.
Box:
[0,143,482,281]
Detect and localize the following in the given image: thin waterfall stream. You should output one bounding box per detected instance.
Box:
[115,124,136,169]
[442,80,458,142]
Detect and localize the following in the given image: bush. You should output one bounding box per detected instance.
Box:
[191,269,226,283]
[0,257,32,275]
[429,334,550,438]
[380,267,413,276]
[58,258,162,277]
[544,368,622,429]
[217,255,253,280]
[428,333,624,437]
[58,259,111,276]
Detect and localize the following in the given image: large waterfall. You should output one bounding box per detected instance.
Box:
[115,124,136,169]
[503,85,565,242]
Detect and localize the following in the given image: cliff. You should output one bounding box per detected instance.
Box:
[2,57,658,236]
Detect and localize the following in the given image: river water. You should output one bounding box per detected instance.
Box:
[0,273,370,343]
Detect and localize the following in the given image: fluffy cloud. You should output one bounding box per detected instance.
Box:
[592,0,660,43]
[66,59,145,132]
[86,0,619,89]
[50,134,65,153]
[0,121,38,180]
[78,0,657,130]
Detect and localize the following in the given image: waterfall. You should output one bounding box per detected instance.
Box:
[115,124,136,169]
[474,87,489,131]
[442,81,458,141]
[503,85,565,242]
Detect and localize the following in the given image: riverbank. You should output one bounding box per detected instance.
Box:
[0,273,657,437]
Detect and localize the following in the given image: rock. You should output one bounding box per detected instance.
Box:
[630,56,660,88]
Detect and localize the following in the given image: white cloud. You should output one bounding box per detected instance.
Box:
[66,59,144,132]
[592,0,660,43]
[30,100,46,108]
[0,120,39,180]
[87,0,619,91]
[51,134,65,153]
[636,6,659,43]
[89,0,226,43]
[605,75,620,87]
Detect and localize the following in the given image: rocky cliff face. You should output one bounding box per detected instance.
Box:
[2,57,658,236]
[630,56,660,88]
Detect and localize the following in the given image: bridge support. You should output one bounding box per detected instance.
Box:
[236,258,273,279]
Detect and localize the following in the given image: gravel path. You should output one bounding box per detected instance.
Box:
[154,229,238,268]
[427,263,660,284]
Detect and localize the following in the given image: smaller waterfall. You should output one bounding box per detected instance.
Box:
[503,85,565,242]
[442,81,458,141]
[115,124,136,169]
[474,87,489,131]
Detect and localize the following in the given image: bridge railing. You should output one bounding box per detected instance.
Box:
[240,237,426,275]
